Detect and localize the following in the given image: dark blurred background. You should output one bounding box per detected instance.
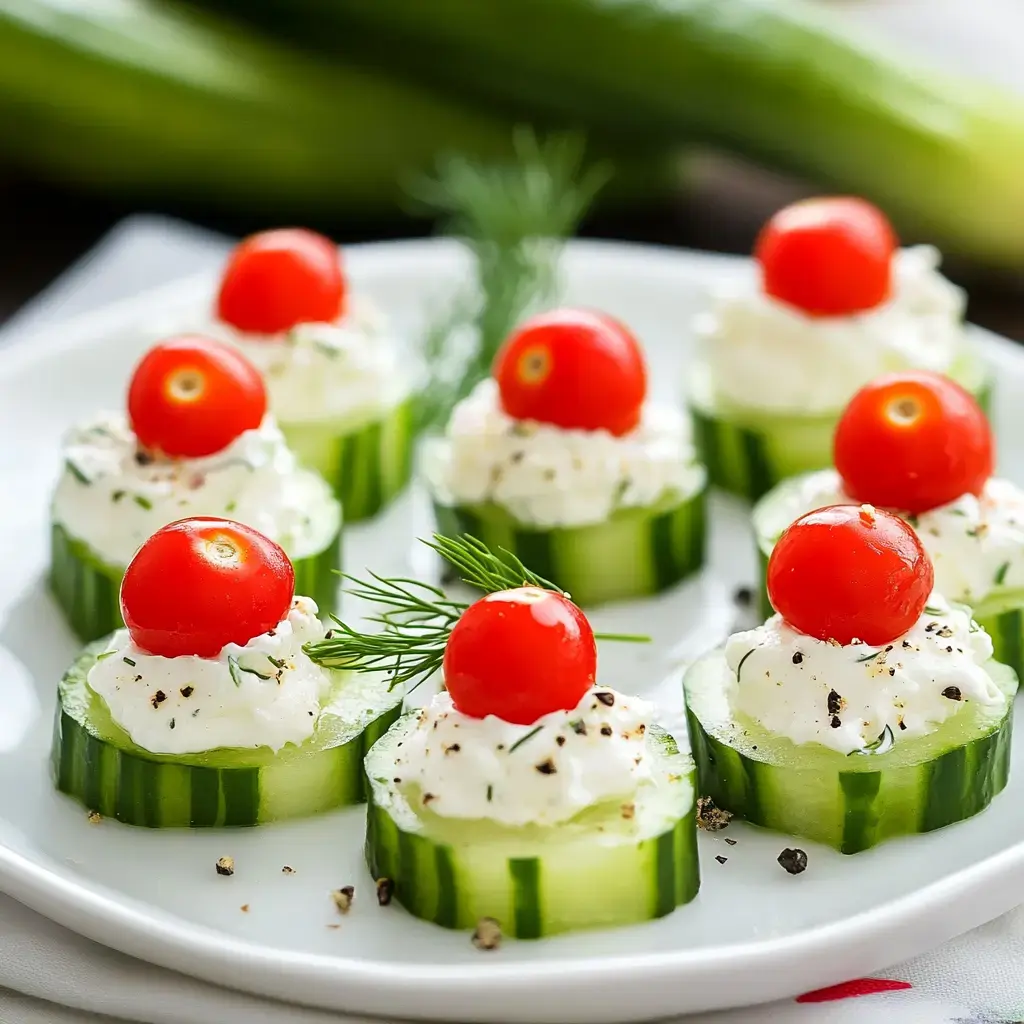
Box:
[3,0,1024,336]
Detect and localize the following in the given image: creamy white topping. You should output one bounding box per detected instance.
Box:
[697,246,968,414]
[724,596,1001,755]
[764,470,1024,605]
[423,378,705,528]
[52,412,338,567]
[87,597,333,755]
[206,297,410,425]
[393,687,653,826]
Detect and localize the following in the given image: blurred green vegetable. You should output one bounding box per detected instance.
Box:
[0,0,520,215]
[200,0,1024,269]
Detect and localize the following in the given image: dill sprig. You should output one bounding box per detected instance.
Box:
[302,533,647,690]
[410,128,611,434]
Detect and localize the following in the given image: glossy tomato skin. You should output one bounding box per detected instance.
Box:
[834,371,992,515]
[443,587,597,725]
[767,504,933,647]
[127,336,267,458]
[755,197,897,317]
[216,228,344,335]
[492,308,647,437]
[121,518,295,658]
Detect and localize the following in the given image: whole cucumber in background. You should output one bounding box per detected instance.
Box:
[0,0,525,216]
[196,0,1024,270]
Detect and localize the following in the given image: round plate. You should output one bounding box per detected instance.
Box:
[1,239,1024,1022]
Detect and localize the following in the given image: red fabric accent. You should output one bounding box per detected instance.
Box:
[796,978,913,1003]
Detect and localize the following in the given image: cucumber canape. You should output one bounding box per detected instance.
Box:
[50,336,341,643]
[687,503,1016,854]
[752,371,1024,679]
[306,533,699,938]
[424,308,707,607]
[689,197,990,502]
[209,228,415,521]
[52,518,401,827]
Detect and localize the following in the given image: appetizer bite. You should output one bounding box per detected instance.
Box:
[50,336,341,643]
[423,308,707,607]
[689,197,990,501]
[308,534,699,938]
[753,371,1024,677]
[686,505,1015,854]
[52,518,401,828]
[210,228,415,520]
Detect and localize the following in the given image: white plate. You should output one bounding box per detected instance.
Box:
[1,239,1023,1024]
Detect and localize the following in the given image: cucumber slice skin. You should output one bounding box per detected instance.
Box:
[431,484,706,608]
[49,521,342,645]
[52,644,402,828]
[684,651,1016,854]
[691,362,992,503]
[281,396,415,522]
[364,716,699,937]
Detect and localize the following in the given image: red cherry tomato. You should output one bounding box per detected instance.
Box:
[443,587,597,725]
[755,197,897,316]
[492,308,647,437]
[216,228,345,334]
[767,504,933,646]
[834,371,992,514]
[127,336,267,458]
[121,518,295,658]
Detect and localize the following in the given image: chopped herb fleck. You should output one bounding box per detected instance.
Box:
[995,562,1011,586]
[595,691,615,707]
[133,494,153,511]
[225,501,237,513]
[282,865,295,874]
[111,489,126,503]
[472,917,502,951]
[696,796,733,832]
[123,657,136,667]
[376,877,394,906]
[715,855,728,865]
[215,856,235,877]
[96,651,116,661]
[569,719,586,736]
[444,743,461,755]
[923,605,944,616]
[486,784,493,802]
[267,656,286,670]
[87,810,102,824]
[535,758,557,775]
[228,656,273,686]
[169,718,175,730]
[942,685,963,701]
[736,648,756,681]
[856,649,882,663]
[65,458,92,486]
[180,685,194,698]
[777,848,808,875]
[508,725,543,753]
[724,837,738,846]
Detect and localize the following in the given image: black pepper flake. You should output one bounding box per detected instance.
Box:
[889,667,896,677]
[134,675,142,682]
[331,887,354,914]
[696,796,733,832]
[715,855,728,865]
[898,718,907,731]
[472,917,502,951]
[936,626,953,638]
[555,735,565,746]
[169,718,175,730]
[600,725,613,737]
[444,743,461,755]
[595,691,615,707]
[792,652,804,665]
[724,837,738,846]
[393,777,402,784]
[827,690,842,716]
[215,856,235,877]
[777,848,808,875]
[942,686,963,701]
[134,449,154,466]
[282,865,295,874]
[535,759,557,775]
[376,878,394,906]
[732,586,753,607]
[151,690,167,709]
[569,720,586,736]
[902,640,912,649]
[180,685,194,698]
[422,792,436,805]
[830,716,841,729]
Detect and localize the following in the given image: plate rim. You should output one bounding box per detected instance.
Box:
[0,235,1021,1021]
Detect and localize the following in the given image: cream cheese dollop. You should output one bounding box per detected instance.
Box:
[52,412,338,567]
[697,246,968,414]
[86,597,333,755]
[393,687,654,826]
[724,595,1002,755]
[424,378,705,528]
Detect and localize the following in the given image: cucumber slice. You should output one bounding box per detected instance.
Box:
[281,395,415,522]
[689,351,992,502]
[52,643,402,827]
[49,520,342,644]
[364,715,699,937]
[431,483,706,608]
[684,650,1016,854]
[971,591,1024,686]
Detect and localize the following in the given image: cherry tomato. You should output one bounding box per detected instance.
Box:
[443,587,597,725]
[755,197,897,316]
[767,504,933,646]
[216,228,345,334]
[127,336,267,458]
[121,518,295,658]
[492,308,647,437]
[834,371,992,514]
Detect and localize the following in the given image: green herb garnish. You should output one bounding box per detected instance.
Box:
[96,650,116,661]
[410,129,610,434]
[122,657,136,667]
[65,458,91,486]
[228,656,274,686]
[736,648,756,682]
[133,495,153,511]
[303,533,647,691]
[923,605,945,616]
[507,725,544,754]
[856,649,882,663]
[848,725,895,756]
[267,656,286,670]
[995,561,1011,586]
